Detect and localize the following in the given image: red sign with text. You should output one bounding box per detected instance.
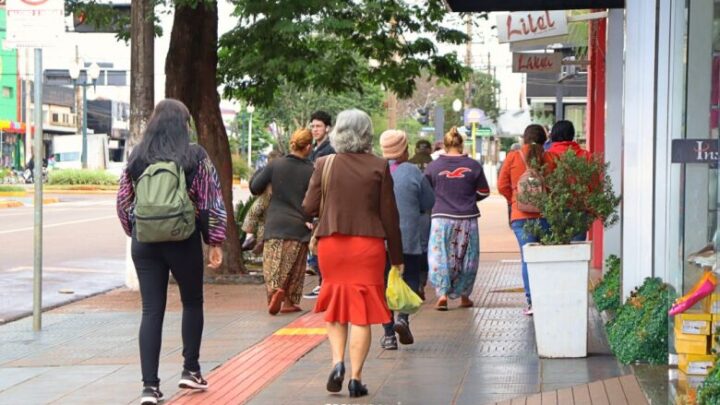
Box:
[512,53,563,73]
[498,11,568,44]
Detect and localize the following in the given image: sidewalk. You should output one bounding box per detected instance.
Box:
[0,196,637,404]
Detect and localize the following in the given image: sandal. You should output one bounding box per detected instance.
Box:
[435,297,448,311]
[268,289,285,315]
[460,297,474,308]
[280,304,302,313]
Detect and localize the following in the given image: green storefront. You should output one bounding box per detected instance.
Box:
[0,8,21,170]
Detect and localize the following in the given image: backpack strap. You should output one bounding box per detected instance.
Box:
[518,149,529,169]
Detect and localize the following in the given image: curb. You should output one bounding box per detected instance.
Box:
[0,200,23,209]
[0,286,123,326]
[0,198,60,209]
[31,189,118,195]
[0,191,27,197]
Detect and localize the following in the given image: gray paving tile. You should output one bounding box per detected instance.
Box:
[0,367,50,392]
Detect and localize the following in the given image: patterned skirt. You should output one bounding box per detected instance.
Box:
[428,217,480,299]
[262,239,308,305]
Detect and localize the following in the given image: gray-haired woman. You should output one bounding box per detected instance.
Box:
[302,109,403,398]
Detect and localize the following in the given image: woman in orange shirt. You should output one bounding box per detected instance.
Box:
[498,124,553,316]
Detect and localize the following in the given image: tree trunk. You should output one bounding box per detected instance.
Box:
[165,0,244,274]
[129,0,154,152]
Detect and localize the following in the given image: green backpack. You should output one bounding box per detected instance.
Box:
[133,161,196,243]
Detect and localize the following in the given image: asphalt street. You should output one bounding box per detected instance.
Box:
[0,195,127,322]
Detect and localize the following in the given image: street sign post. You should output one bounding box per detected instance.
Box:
[464,108,485,160]
[7,0,64,332]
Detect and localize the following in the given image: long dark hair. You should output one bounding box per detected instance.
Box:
[128,99,196,177]
[523,124,547,166]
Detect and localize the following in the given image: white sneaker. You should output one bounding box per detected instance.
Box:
[303,286,321,299]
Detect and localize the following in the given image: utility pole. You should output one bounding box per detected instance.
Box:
[387,17,399,129]
[464,14,472,109]
[74,46,82,139]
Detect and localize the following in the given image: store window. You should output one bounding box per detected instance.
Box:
[679,1,720,294]
[564,104,586,143]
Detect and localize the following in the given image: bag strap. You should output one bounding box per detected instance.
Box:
[518,150,529,170]
[318,155,336,218]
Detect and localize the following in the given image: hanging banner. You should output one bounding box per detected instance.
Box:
[497,10,568,44]
[512,53,563,73]
[6,0,64,48]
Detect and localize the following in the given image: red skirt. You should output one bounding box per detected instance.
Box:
[313,234,391,325]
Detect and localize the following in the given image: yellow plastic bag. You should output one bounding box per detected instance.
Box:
[386,266,423,314]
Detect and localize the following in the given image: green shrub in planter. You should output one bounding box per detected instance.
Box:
[592,255,621,313]
[231,154,251,180]
[607,277,674,365]
[698,334,720,404]
[520,150,621,245]
[48,169,118,185]
[234,195,256,244]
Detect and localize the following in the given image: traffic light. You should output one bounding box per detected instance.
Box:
[416,108,430,125]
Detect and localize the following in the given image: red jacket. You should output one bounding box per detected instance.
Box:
[498,145,555,223]
[547,141,590,160]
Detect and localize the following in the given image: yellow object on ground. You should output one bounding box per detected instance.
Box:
[386,266,423,314]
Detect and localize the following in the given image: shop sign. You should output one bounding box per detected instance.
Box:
[6,0,64,48]
[497,11,568,44]
[512,53,562,73]
[671,139,719,164]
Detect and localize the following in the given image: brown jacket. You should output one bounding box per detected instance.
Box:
[302,152,403,265]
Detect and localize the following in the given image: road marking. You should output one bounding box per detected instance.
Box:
[0,207,111,218]
[0,215,117,235]
[273,327,327,336]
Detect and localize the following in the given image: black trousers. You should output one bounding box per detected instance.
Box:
[383,254,422,336]
[132,231,204,386]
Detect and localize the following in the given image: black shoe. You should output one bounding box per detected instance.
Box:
[178,369,208,390]
[393,318,414,345]
[242,235,256,251]
[380,334,398,350]
[140,386,164,405]
[326,362,345,393]
[348,379,368,398]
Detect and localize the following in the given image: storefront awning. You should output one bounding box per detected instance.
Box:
[0,120,28,134]
[444,0,624,12]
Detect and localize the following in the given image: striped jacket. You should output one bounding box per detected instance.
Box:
[116,146,227,246]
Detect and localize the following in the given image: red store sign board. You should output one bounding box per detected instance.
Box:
[512,53,563,73]
[497,11,568,44]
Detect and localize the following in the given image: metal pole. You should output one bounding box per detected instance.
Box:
[472,122,477,159]
[32,48,43,332]
[81,84,87,169]
[25,49,32,166]
[248,112,253,168]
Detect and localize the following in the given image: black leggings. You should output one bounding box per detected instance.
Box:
[132,231,204,386]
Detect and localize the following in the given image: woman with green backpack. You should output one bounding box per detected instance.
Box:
[116,99,226,405]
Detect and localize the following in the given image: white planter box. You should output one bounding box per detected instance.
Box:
[525,242,591,358]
